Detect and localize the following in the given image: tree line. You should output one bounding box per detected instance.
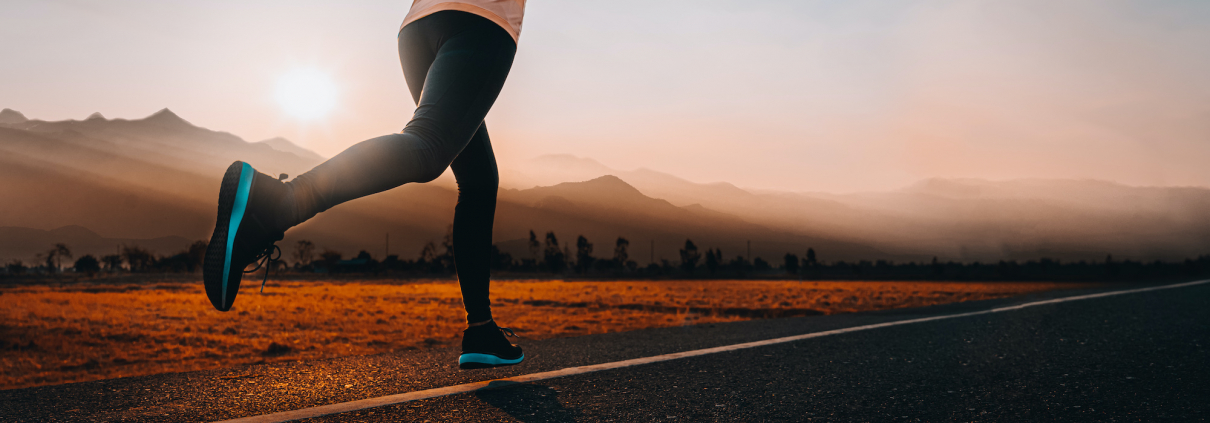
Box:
[283,231,785,277]
[3,242,207,277]
[5,232,1210,283]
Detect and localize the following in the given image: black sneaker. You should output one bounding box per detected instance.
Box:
[203,161,289,312]
[459,321,525,369]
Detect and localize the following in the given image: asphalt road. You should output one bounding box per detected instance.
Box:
[3,281,1207,422]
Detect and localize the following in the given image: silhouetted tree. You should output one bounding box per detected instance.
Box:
[564,244,573,271]
[383,254,409,271]
[438,225,456,271]
[679,239,701,274]
[705,248,720,275]
[593,256,616,272]
[645,262,662,275]
[1105,254,1119,278]
[352,250,379,272]
[101,255,123,271]
[613,237,630,269]
[729,255,751,272]
[661,259,676,274]
[528,230,540,263]
[186,240,207,272]
[544,232,565,273]
[320,250,343,269]
[575,235,594,274]
[805,248,817,266]
[154,252,192,273]
[490,244,514,271]
[418,241,438,264]
[6,260,27,275]
[44,243,72,272]
[784,253,799,275]
[73,255,101,276]
[294,240,315,268]
[518,258,538,272]
[122,245,154,272]
[36,253,49,272]
[753,257,770,271]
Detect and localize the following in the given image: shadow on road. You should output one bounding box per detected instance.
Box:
[474,381,581,422]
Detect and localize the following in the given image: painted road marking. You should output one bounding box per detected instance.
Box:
[216,279,1210,423]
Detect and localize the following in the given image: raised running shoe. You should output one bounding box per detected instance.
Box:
[459,320,525,369]
[203,161,289,311]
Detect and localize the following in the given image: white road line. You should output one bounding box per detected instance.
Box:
[216,279,1210,423]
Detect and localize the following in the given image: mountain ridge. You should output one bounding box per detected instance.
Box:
[1,109,1207,264]
[254,137,325,163]
[0,108,28,124]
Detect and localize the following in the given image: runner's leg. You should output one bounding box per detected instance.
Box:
[449,124,498,324]
[282,11,516,228]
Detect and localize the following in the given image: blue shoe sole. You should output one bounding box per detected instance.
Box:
[459,352,525,369]
[203,162,254,311]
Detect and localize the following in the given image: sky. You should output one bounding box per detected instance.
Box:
[2,0,1209,192]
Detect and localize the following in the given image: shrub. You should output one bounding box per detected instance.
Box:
[73,255,101,276]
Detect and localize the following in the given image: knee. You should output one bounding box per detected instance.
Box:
[457,178,498,202]
[457,180,498,199]
[413,162,450,184]
[405,139,460,183]
[395,131,468,184]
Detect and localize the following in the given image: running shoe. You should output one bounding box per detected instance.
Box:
[459,320,525,369]
[203,161,289,312]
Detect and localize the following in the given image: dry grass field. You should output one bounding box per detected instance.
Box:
[0,279,1086,390]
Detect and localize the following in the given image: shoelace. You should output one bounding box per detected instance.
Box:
[243,244,282,293]
[498,326,519,339]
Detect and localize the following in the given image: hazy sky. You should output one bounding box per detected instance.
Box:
[3,0,1209,192]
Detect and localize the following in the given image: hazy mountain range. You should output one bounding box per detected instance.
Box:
[1,108,1207,266]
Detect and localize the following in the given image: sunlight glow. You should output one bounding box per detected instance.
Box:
[275,68,337,120]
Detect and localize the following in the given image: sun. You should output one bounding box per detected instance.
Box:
[275,68,338,120]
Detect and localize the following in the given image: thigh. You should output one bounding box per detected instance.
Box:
[398,23,437,104]
[405,15,516,156]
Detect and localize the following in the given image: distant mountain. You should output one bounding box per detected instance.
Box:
[254,137,325,163]
[2,109,1207,265]
[501,154,617,188]
[0,108,322,262]
[811,178,1210,261]
[619,168,757,208]
[0,109,880,265]
[493,175,881,262]
[506,175,681,217]
[0,125,218,204]
[142,108,191,127]
[0,226,192,265]
[506,154,1210,262]
[0,147,213,240]
[0,108,27,125]
[0,108,322,179]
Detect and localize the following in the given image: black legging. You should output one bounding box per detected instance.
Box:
[284,11,516,324]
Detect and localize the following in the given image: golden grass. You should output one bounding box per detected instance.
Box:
[0,279,1084,390]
